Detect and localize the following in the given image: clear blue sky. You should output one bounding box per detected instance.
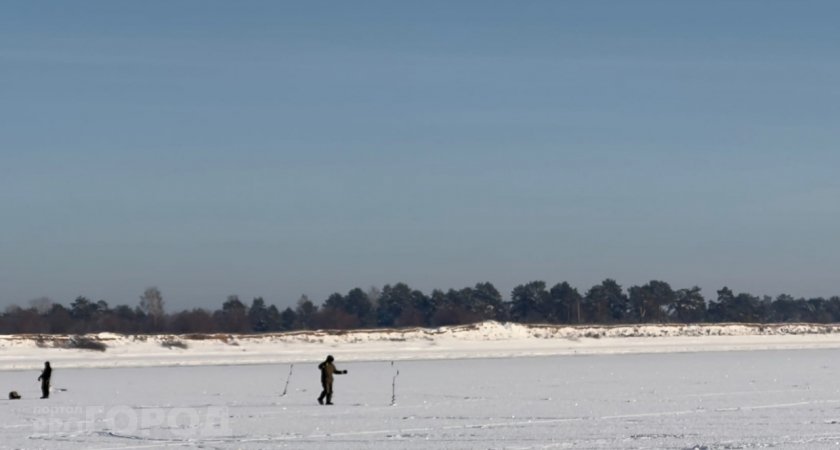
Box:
[2,1,839,311]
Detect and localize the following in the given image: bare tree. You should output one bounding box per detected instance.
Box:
[367,286,382,307]
[29,297,53,314]
[140,287,165,327]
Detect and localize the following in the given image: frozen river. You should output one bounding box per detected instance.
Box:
[3,349,840,449]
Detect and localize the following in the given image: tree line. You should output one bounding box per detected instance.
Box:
[2,280,840,335]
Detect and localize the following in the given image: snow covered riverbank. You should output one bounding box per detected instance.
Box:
[3,321,840,370]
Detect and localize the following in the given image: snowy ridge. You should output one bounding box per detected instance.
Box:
[2,321,840,370]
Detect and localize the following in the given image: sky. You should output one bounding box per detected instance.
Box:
[2,1,839,311]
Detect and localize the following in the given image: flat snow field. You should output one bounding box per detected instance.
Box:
[4,350,840,449]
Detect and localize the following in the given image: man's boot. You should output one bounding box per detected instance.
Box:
[317,391,325,405]
[326,393,333,405]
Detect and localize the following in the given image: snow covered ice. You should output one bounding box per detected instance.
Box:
[4,349,840,448]
[4,322,840,448]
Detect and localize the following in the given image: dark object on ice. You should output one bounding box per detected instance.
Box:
[8,391,21,400]
[67,336,107,352]
[317,355,347,405]
[161,339,188,349]
[38,361,52,399]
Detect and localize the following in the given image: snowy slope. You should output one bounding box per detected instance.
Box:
[2,321,840,370]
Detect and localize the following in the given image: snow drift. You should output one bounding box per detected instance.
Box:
[3,321,840,370]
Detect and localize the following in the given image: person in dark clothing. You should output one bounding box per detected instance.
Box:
[38,361,51,399]
[317,355,347,405]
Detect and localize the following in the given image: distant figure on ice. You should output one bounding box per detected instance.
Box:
[317,355,347,405]
[38,361,52,399]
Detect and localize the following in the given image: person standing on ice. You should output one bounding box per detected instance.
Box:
[317,355,347,405]
[38,361,52,399]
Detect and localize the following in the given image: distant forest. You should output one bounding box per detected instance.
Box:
[2,280,840,335]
